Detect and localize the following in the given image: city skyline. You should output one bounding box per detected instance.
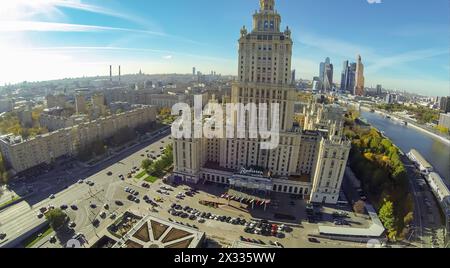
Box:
[0,0,448,96]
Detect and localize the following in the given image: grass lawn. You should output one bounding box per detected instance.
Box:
[144,176,159,183]
[24,225,54,248]
[0,196,21,210]
[135,170,147,179]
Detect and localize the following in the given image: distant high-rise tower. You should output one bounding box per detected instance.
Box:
[319,57,333,91]
[193,67,196,76]
[440,96,450,113]
[119,65,121,83]
[291,69,296,84]
[340,61,349,91]
[109,65,112,82]
[354,55,365,96]
[348,63,357,93]
[376,85,383,96]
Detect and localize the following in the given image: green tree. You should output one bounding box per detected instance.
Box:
[141,159,153,170]
[45,209,67,230]
[379,199,395,231]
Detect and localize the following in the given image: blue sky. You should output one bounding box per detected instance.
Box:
[0,0,448,96]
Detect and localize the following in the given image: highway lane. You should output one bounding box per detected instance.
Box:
[0,130,171,247]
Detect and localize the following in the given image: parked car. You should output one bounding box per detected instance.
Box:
[308,238,320,243]
[92,219,100,227]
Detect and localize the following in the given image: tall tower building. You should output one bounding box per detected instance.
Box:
[172,0,350,205]
[320,57,333,92]
[440,97,450,113]
[376,84,383,96]
[340,61,349,91]
[118,65,121,83]
[354,55,365,96]
[234,0,295,131]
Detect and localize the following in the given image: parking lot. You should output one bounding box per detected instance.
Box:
[25,135,172,248]
[20,132,367,249]
[102,179,368,248]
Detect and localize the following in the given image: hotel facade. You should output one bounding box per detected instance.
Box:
[172,0,350,204]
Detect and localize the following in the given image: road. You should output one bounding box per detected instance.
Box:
[402,155,446,248]
[402,155,424,247]
[0,127,171,248]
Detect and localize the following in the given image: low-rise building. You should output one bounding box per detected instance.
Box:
[40,113,87,131]
[46,94,67,109]
[17,108,33,128]
[109,101,132,114]
[0,99,13,113]
[439,113,450,129]
[0,105,156,174]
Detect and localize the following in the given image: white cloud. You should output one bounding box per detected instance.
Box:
[297,31,376,59]
[366,48,449,74]
[0,21,167,36]
[0,0,153,27]
[163,55,173,60]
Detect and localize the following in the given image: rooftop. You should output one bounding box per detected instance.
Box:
[112,215,205,249]
[318,205,385,238]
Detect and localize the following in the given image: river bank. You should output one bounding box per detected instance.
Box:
[360,106,450,146]
[360,109,450,185]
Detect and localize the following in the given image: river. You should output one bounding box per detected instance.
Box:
[361,111,450,185]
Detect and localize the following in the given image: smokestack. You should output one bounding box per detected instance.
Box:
[119,65,121,83]
[109,65,112,82]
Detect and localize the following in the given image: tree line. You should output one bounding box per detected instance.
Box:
[141,144,173,178]
[345,111,414,241]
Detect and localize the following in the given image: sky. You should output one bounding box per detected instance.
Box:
[0,0,448,97]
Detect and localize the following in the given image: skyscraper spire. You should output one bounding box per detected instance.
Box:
[355,55,365,96]
[260,0,275,11]
[254,0,281,32]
